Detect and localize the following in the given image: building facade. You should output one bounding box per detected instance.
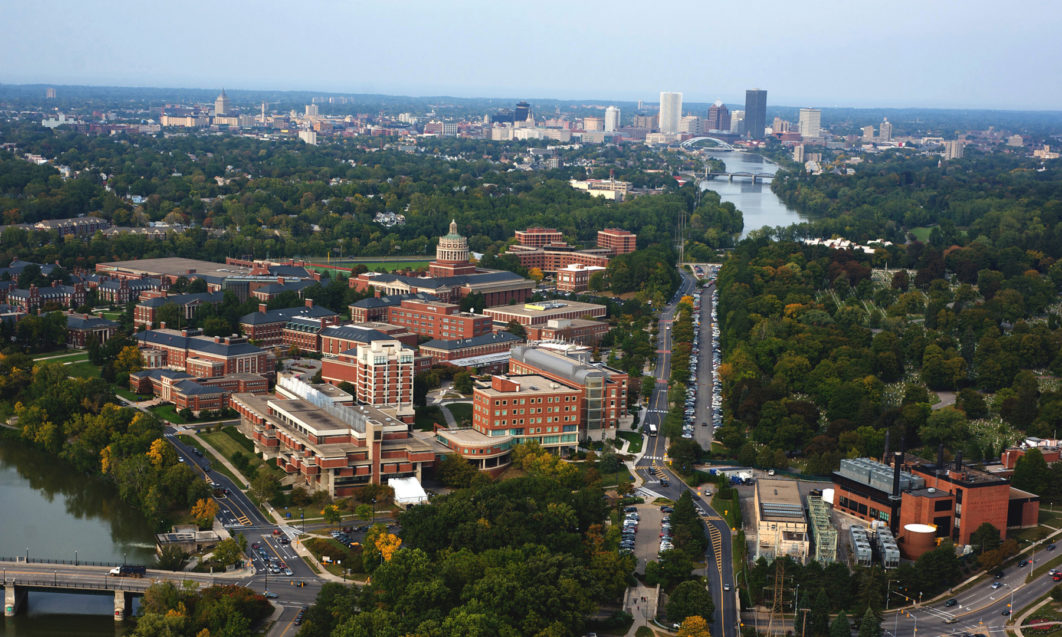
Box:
[658,92,683,135]
[385,299,491,341]
[471,375,581,453]
[744,89,767,140]
[596,228,637,254]
[135,328,275,378]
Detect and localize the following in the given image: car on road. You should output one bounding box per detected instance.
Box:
[284,568,294,576]
[1049,544,1057,551]
[991,582,1003,589]
[1018,559,1028,567]
[264,591,278,599]
[723,584,732,591]
[944,618,958,624]
[1001,609,1011,616]
[994,570,1005,579]
[660,506,673,513]
[945,599,957,607]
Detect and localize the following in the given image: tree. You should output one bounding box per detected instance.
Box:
[970,522,1001,553]
[453,372,473,395]
[505,319,526,338]
[437,453,478,488]
[114,345,143,376]
[668,579,715,625]
[830,611,851,637]
[322,504,343,525]
[1011,448,1050,496]
[528,267,544,282]
[857,608,881,637]
[677,615,712,637]
[211,538,244,568]
[251,468,281,503]
[191,498,219,529]
[355,503,373,521]
[155,544,189,572]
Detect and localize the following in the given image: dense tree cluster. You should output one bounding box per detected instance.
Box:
[134,581,272,637]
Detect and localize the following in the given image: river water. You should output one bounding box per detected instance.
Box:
[698,151,803,237]
[0,436,156,636]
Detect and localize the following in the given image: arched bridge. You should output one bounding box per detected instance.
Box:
[680,137,735,151]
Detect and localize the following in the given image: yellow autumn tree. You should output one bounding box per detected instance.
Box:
[528,267,544,282]
[147,438,169,467]
[100,445,114,474]
[190,498,219,529]
[374,532,402,562]
[677,615,712,637]
[115,345,144,375]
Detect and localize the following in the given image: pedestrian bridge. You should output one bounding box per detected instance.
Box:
[0,557,237,621]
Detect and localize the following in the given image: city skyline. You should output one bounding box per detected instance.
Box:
[2,0,1060,110]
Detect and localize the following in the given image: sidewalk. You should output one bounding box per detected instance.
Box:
[1013,596,1053,637]
[624,582,661,636]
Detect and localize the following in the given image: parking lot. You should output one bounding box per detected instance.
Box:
[622,503,668,571]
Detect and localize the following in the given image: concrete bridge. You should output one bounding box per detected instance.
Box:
[1,558,239,621]
[700,171,775,183]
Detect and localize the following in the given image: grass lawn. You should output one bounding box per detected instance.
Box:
[1039,508,1062,527]
[150,404,192,424]
[32,350,88,362]
[113,386,151,402]
[220,425,256,453]
[909,226,935,242]
[64,361,101,378]
[446,402,473,426]
[414,406,444,432]
[617,431,644,454]
[201,427,267,479]
[178,434,241,485]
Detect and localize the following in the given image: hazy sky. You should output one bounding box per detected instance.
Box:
[3,0,1060,110]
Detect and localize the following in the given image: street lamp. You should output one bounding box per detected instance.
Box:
[75,550,78,567]
[371,498,376,526]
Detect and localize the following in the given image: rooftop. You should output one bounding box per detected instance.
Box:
[756,479,805,522]
[484,300,607,319]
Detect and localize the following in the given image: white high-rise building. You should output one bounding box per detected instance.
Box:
[943,140,964,160]
[730,110,745,134]
[798,108,821,138]
[604,106,620,132]
[879,118,893,142]
[658,92,682,134]
[305,104,319,118]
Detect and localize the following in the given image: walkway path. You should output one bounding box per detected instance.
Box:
[438,404,456,428]
[624,582,661,636]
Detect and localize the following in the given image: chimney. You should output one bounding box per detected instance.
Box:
[305,298,314,308]
[214,336,221,344]
[258,303,267,313]
[160,321,166,330]
[954,450,963,471]
[892,452,903,497]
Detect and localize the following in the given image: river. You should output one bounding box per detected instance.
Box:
[0,436,156,636]
[698,151,803,237]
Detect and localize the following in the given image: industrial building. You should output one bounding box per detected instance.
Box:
[807,492,837,564]
[849,526,873,567]
[754,479,809,563]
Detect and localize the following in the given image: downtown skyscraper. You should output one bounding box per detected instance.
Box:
[658,91,682,134]
[744,89,767,140]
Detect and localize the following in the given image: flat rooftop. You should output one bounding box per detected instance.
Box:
[477,374,580,397]
[484,300,606,319]
[756,479,806,523]
[97,257,252,279]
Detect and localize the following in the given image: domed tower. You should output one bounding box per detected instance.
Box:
[429,220,477,277]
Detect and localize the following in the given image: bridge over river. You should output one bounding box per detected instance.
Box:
[1,557,244,621]
[700,170,774,183]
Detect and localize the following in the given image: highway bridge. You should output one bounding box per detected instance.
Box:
[700,171,775,183]
[0,559,239,621]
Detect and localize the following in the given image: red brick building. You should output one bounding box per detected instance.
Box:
[418,331,523,365]
[135,328,274,378]
[1001,444,1061,470]
[320,339,415,409]
[7,282,87,313]
[505,244,611,274]
[281,315,344,353]
[65,313,118,347]
[556,264,607,293]
[239,301,339,348]
[484,300,608,328]
[597,228,637,254]
[349,292,438,323]
[471,375,581,454]
[129,368,269,416]
[385,299,491,341]
[134,292,225,328]
[524,318,610,346]
[230,374,435,497]
[318,323,418,356]
[515,227,564,248]
[507,344,628,441]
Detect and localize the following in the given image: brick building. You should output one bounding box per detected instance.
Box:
[281,315,345,353]
[507,343,628,442]
[349,292,438,323]
[318,324,418,356]
[239,301,340,347]
[385,299,491,341]
[484,300,608,328]
[471,375,581,454]
[7,282,87,312]
[319,339,415,411]
[418,331,523,365]
[129,368,268,416]
[556,263,606,293]
[135,328,274,378]
[597,228,637,254]
[504,244,611,274]
[65,313,118,347]
[515,227,564,248]
[230,374,435,497]
[524,318,610,346]
[134,292,225,328]
[95,277,166,304]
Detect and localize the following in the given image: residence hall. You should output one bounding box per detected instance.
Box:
[832,453,1039,555]
[483,300,607,328]
[349,292,439,323]
[230,374,434,497]
[319,339,415,418]
[129,368,268,416]
[238,301,340,347]
[96,256,321,301]
[348,221,534,306]
[383,298,491,341]
[417,331,523,365]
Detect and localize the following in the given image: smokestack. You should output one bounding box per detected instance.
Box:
[892,452,902,497]
[955,450,963,471]
[937,443,945,472]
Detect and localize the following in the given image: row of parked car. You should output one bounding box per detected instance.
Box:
[619,507,639,554]
[681,284,723,439]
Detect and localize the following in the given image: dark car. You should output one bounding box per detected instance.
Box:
[945,599,957,607]
[994,570,1005,579]
[1049,544,1057,551]
[1001,609,1011,616]
[1018,559,1029,567]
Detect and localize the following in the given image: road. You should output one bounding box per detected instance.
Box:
[635,270,737,637]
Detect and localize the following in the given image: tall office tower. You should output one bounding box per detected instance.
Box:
[744,89,767,140]
[730,110,745,133]
[793,144,805,163]
[879,118,893,142]
[604,105,620,132]
[798,108,821,138]
[45,87,56,99]
[706,100,730,132]
[305,104,319,118]
[583,116,604,131]
[861,125,876,141]
[214,89,230,116]
[658,91,683,134]
[773,117,791,133]
[514,101,532,122]
[633,113,657,130]
[943,140,964,160]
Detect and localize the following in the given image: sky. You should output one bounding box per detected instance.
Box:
[2,0,1060,110]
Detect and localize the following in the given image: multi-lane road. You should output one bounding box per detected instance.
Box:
[636,270,738,637]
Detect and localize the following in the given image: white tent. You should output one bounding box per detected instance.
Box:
[388,477,429,506]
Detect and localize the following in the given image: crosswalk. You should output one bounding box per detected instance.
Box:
[646,409,668,414]
[708,524,723,570]
[643,455,666,461]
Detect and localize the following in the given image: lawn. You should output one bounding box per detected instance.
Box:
[150,404,192,424]
[201,427,267,480]
[178,434,240,484]
[64,361,101,378]
[617,431,644,454]
[414,406,444,432]
[445,402,473,426]
[113,386,151,402]
[909,226,935,242]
